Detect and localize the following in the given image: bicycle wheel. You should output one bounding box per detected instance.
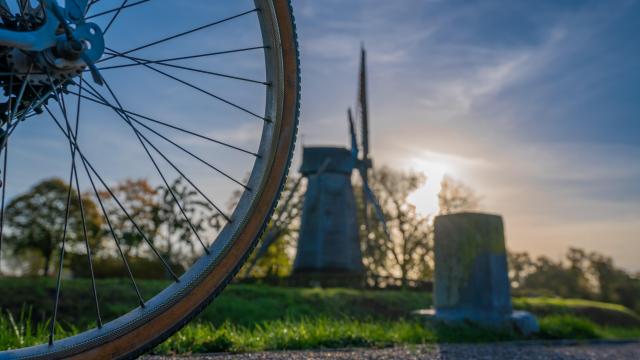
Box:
[0,0,299,358]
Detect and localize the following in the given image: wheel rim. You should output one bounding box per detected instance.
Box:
[0,0,299,358]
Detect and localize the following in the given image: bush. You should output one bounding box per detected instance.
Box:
[513,297,640,327]
[538,315,600,340]
[68,254,184,279]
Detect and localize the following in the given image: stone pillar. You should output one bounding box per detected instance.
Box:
[431,212,538,335]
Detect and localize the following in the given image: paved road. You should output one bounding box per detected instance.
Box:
[145,341,640,359]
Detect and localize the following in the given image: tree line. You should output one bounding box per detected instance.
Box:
[510,247,640,314]
[1,177,221,277]
[3,171,638,315]
[241,166,640,313]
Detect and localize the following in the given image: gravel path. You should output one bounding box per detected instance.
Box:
[145,341,640,360]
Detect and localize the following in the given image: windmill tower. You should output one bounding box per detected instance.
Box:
[292,146,363,275]
[291,46,387,282]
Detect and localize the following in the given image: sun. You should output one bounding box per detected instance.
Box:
[405,155,457,216]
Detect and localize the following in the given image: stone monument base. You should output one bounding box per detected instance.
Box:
[413,308,540,337]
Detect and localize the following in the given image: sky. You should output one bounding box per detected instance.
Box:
[1,1,638,272]
[293,0,640,271]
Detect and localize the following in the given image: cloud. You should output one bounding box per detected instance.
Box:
[294,0,640,270]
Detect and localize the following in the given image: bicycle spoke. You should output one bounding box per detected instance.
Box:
[65,86,259,157]
[101,78,211,254]
[45,88,180,283]
[43,103,146,309]
[18,0,29,16]
[86,0,151,21]
[0,71,38,275]
[42,79,182,282]
[87,0,103,12]
[73,76,103,328]
[103,0,129,34]
[0,75,13,273]
[98,8,258,63]
[80,81,232,222]
[0,139,6,275]
[10,64,32,121]
[78,157,146,308]
[80,81,251,190]
[105,47,268,121]
[103,51,268,85]
[0,2,10,18]
[48,89,79,346]
[97,46,267,72]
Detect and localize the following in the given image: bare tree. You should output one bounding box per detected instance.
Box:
[361,167,433,286]
[438,175,480,214]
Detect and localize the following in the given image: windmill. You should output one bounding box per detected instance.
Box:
[247,46,389,284]
[292,45,389,282]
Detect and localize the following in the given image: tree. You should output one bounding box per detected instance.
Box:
[587,252,640,311]
[240,175,304,278]
[4,178,102,276]
[98,179,159,258]
[361,167,433,286]
[507,247,640,311]
[100,178,223,272]
[438,175,479,214]
[508,251,535,289]
[154,177,222,269]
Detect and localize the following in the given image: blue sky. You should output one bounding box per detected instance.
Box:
[3,0,638,272]
[294,0,640,271]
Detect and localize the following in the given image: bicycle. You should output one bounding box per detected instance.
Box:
[0,0,299,358]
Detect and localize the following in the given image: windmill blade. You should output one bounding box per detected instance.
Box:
[358,46,370,163]
[245,177,302,275]
[244,227,285,276]
[348,108,359,163]
[357,46,373,236]
[349,107,368,214]
[273,175,304,226]
[359,168,391,240]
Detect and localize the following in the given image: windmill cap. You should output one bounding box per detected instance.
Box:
[300,147,354,175]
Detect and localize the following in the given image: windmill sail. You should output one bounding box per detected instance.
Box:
[348,108,358,163]
[357,46,372,235]
[354,46,391,242]
[359,46,370,167]
[361,177,391,240]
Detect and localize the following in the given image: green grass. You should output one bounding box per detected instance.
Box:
[154,318,519,354]
[0,279,639,353]
[514,297,640,327]
[0,307,76,351]
[0,279,431,327]
[155,319,438,354]
[156,315,640,355]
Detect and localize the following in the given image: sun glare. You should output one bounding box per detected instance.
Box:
[406,156,457,216]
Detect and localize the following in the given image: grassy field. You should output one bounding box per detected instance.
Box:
[1,279,639,354]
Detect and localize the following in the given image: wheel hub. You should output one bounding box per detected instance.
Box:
[0,1,105,122]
